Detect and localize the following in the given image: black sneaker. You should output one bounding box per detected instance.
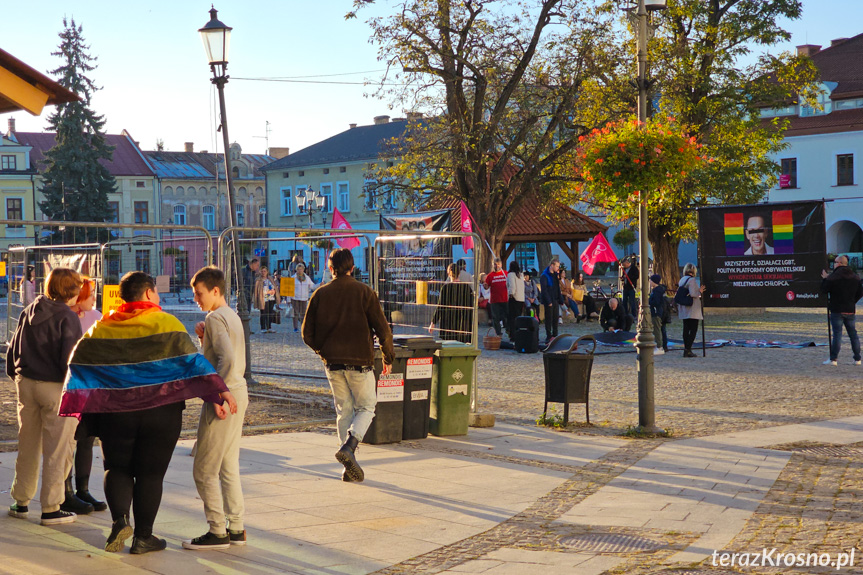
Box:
[130,534,167,555]
[8,503,28,518]
[40,509,76,525]
[182,531,230,550]
[60,492,94,515]
[228,529,247,546]
[105,516,133,553]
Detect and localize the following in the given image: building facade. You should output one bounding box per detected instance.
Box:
[764,35,863,266]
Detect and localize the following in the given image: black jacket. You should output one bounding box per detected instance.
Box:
[600,302,627,331]
[649,284,668,320]
[6,295,83,383]
[622,264,639,292]
[822,266,863,313]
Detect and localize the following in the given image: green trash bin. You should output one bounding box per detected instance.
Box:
[364,345,412,445]
[431,341,481,436]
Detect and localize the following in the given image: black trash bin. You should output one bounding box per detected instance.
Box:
[542,335,596,425]
[365,345,412,445]
[393,335,441,440]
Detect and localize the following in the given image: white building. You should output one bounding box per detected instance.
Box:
[764,35,863,266]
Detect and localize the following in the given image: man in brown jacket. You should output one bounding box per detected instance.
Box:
[302,248,393,482]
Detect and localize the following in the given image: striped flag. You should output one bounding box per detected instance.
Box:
[724,213,745,256]
[772,210,794,254]
[59,302,227,416]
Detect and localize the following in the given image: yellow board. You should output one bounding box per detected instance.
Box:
[0,262,6,277]
[416,281,428,305]
[280,276,295,297]
[101,284,123,316]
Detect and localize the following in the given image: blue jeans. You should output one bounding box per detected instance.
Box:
[830,312,861,362]
[325,368,377,444]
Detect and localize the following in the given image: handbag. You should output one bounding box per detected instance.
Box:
[674,277,694,307]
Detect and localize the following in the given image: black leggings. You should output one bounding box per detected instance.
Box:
[682,318,700,350]
[97,403,183,537]
[260,300,275,330]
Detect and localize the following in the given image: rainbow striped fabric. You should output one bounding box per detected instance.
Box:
[59,301,227,416]
[724,213,745,256]
[772,209,794,254]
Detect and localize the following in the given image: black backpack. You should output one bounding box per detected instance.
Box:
[674,277,694,307]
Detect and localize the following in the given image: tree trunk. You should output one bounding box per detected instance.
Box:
[536,242,553,273]
[649,235,681,290]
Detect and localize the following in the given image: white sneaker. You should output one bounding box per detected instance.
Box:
[823,359,838,366]
[654,348,665,355]
[856,360,862,366]
[558,318,563,325]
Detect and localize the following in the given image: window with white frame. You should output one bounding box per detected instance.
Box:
[337,181,349,212]
[319,184,332,213]
[363,179,377,210]
[236,204,245,226]
[202,205,215,230]
[259,207,267,227]
[173,204,186,225]
[280,187,292,216]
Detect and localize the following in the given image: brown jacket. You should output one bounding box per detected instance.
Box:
[302,274,394,366]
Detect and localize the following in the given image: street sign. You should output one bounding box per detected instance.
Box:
[254,248,266,257]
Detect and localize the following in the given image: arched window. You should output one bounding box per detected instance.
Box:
[199,187,207,196]
[232,166,239,179]
[176,186,185,196]
[202,205,215,231]
[173,204,186,226]
[236,204,245,227]
[164,186,173,196]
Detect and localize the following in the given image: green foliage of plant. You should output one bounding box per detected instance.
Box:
[622,425,672,438]
[38,18,116,244]
[536,407,566,429]
[296,231,334,250]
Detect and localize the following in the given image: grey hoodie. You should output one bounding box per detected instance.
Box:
[6,295,82,383]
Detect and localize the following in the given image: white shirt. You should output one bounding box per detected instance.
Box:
[291,274,317,301]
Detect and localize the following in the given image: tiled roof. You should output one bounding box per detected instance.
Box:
[261,120,412,171]
[782,107,863,137]
[429,194,606,241]
[811,34,863,99]
[13,131,155,177]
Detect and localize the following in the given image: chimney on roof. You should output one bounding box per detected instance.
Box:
[406,112,424,121]
[7,117,15,134]
[269,147,290,159]
[831,38,849,47]
[797,44,821,57]
[184,142,194,153]
[200,150,208,153]
[374,115,390,125]
[349,123,357,129]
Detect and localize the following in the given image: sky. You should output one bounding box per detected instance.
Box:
[2,1,862,157]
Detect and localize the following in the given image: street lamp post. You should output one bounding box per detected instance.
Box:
[199,6,252,382]
[296,186,328,279]
[630,0,666,432]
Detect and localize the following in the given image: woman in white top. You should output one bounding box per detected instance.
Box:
[21,266,36,307]
[677,262,706,358]
[254,267,277,333]
[506,261,525,339]
[290,263,317,332]
[66,277,107,513]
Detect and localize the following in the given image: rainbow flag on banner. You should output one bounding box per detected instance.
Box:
[772,210,794,254]
[724,213,745,256]
[59,302,227,416]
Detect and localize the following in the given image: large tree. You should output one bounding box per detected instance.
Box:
[589,0,818,286]
[355,0,628,268]
[39,17,115,243]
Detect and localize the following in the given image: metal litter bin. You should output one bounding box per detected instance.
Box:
[543,335,596,425]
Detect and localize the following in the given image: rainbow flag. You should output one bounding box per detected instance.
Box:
[772,210,794,254]
[724,213,745,256]
[59,302,227,416]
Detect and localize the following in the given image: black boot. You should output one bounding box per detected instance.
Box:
[335,433,364,482]
[76,475,107,512]
[60,475,94,515]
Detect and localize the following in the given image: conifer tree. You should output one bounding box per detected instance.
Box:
[39,17,115,242]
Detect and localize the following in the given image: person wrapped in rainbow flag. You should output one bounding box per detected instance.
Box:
[59,271,236,555]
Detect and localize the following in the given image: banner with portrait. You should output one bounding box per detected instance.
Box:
[697,201,827,308]
[379,210,453,306]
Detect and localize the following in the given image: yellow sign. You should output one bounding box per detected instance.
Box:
[280,276,295,297]
[102,285,123,316]
[0,262,6,277]
[416,281,428,305]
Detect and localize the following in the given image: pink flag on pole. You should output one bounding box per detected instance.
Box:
[459,201,474,251]
[579,233,618,275]
[330,208,361,250]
